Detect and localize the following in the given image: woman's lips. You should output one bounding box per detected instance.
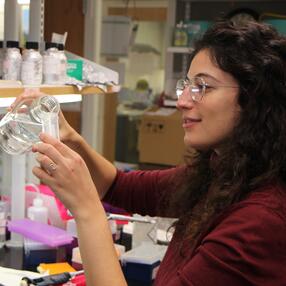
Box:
[182,117,201,128]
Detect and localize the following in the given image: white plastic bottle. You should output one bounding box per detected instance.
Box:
[21,41,43,85]
[3,41,22,81]
[43,42,60,84]
[57,43,67,85]
[25,186,49,252]
[27,195,48,224]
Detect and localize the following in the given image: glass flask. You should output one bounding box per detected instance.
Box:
[0,95,60,155]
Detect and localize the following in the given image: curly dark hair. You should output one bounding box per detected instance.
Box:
[171,20,286,244]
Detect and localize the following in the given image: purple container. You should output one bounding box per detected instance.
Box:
[8,219,74,247]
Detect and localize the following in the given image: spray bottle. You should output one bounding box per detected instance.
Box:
[27,184,48,224]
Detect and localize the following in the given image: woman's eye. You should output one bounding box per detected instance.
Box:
[197,84,206,92]
[204,84,214,92]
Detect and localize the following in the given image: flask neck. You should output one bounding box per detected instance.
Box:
[29,96,60,122]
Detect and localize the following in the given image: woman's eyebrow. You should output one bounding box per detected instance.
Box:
[192,73,221,83]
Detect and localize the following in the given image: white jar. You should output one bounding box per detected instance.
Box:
[43,42,60,85]
[21,41,43,85]
[3,41,22,81]
[57,43,67,85]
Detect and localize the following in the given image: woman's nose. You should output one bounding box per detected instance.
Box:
[176,88,194,110]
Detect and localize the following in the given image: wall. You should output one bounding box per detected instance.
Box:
[101,0,168,95]
[123,21,165,94]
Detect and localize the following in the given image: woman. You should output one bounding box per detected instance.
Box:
[16,20,286,285]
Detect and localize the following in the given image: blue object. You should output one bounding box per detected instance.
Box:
[123,260,161,284]
[23,247,59,271]
[264,19,286,35]
[186,20,212,46]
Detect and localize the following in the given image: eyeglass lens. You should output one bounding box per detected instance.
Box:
[176,77,206,101]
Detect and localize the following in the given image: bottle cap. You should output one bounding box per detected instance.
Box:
[6,41,19,48]
[26,41,39,50]
[33,197,43,208]
[45,42,57,50]
[57,43,65,51]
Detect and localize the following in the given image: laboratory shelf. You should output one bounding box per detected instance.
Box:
[0,84,110,98]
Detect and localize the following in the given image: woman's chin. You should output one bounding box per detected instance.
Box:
[184,136,210,151]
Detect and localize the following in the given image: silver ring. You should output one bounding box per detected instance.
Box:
[47,162,57,174]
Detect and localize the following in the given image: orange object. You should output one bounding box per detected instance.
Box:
[37,262,76,275]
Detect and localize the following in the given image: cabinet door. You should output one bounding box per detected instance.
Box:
[44,0,84,56]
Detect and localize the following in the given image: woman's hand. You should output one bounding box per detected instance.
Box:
[9,88,45,110]
[11,88,79,147]
[32,132,101,220]
[33,133,128,286]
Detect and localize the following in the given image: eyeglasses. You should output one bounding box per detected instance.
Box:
[176,77,239,102]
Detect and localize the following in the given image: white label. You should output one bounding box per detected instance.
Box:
[43,58,60,74]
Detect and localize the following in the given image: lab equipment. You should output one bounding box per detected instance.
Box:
[26,184,72,229]
[21,270,84,286]
[3,41,22,81]
[107,213,156,224]
[56,43,67,85]
[121,242,167,285]
[8,219,74,247]
[27,185,48,224]
[21,41,43,85]
[0,95,60,155]
[43,42,60,85]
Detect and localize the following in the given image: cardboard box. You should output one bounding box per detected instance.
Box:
[138,108,185,166]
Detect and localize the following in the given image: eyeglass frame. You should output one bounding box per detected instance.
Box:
[176,76,239,102]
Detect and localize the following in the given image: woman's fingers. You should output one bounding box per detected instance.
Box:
[35,153,58,176]
[10,88,45,110]
[33,140,64,166]
[32,165,55,186]
[35,133,76,159]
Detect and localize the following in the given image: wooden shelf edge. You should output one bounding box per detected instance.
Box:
[0,85,107,98]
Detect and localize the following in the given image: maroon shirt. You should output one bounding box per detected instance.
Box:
[104,167,286,285]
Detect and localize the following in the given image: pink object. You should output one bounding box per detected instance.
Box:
[8,218,74,247]
[69,274,86,286]
[26,184,73,228]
